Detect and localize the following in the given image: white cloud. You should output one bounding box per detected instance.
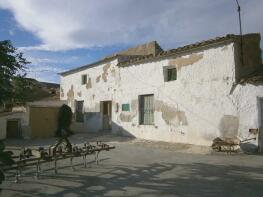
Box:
[22,54,81,82]
[1,0,263,51]
[25,63,66,83]
[26,56,79,65]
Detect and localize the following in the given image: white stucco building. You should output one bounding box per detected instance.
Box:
[60,33,263,149]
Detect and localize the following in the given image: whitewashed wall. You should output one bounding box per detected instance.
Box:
[60,43,263,146]
[60,59,119,133]
[115,43,236,145]
[233,84,263,148]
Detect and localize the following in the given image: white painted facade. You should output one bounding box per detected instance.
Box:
[60,36,263,147]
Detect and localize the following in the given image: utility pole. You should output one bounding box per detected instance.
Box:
[235,0,244,66]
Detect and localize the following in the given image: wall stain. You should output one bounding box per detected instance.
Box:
[111,68,116,77]
[169,53,203,70]
[102,64,111,82]
[119,113,135,122]
[86,77,92,89]
[219,115,239,138]
[60,88,64,97]
[77,91,82,97]
[67,85,74,101]
[119,100,138,122]
[96,75,101,83]
[92,94,95,100]
[155,100,188,126]
[221,46,229,51]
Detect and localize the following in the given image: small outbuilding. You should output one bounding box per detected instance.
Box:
[27,101,65,138]
[0,100,65,139]
[0,111,25,139]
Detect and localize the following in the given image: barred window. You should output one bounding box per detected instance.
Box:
[75,100,84,122]
[139,94,154,125]
[167,68,177,81]
[163,66,177,82]
[81,74,87,85]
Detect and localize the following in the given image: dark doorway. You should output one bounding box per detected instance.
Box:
[101,101,112,131]
[75,100,84,122]
[6,119,21,138]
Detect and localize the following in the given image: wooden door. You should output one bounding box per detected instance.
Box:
[6,120,21,138]
[102,101,112,131]
[30,107,59,138]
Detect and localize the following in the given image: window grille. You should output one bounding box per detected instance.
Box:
[139,94,154,125]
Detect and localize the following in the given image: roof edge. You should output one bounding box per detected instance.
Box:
[118,33,260,67]
[59,55,119,76]
[60,33,260,75]
[118,34,238,67]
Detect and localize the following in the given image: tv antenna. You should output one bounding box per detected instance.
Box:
[235,0,244,65]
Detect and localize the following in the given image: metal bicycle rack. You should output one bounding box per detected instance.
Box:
[1,140,115,183]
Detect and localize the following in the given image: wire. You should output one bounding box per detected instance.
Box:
[235,0,244,66]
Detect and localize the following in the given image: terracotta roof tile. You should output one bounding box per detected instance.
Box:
[118,34,240,67]
[239,68,263,86]
[60,33,259,75]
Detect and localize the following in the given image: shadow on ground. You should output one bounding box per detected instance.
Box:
[3,133,135,148]
[2,161,263,197]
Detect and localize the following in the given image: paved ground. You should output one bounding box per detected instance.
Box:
[1,133,263,197]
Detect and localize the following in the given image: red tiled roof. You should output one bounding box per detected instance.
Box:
[118,34,241,67]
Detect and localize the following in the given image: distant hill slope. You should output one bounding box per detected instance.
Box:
[22,78,60,102]
[0,78,60,112]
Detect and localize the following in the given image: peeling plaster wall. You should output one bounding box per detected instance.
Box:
[60,59,119,133]
[60,42,263,147]
[113,43,239,146]
[232,84,263,146]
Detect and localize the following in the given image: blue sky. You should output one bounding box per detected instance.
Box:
[0,0,262,83]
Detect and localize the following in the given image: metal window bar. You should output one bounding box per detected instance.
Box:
[168,68,177,81]
[140,95,154,125]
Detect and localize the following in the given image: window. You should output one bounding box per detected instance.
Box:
[167,68,177,81]
[163,66,177,82]
[81,74,87,85]
[75,100,84,122]
[139,94,154,125]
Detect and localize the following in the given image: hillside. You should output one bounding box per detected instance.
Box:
[23,78,60,102]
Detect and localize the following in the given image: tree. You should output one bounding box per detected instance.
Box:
[0,40,26,185]
[0,40,30,106]
[12,76,33,103]
[0,141,14,185]
[56,104,73,137]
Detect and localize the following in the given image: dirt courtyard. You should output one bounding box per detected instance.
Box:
[1,133,263,197]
